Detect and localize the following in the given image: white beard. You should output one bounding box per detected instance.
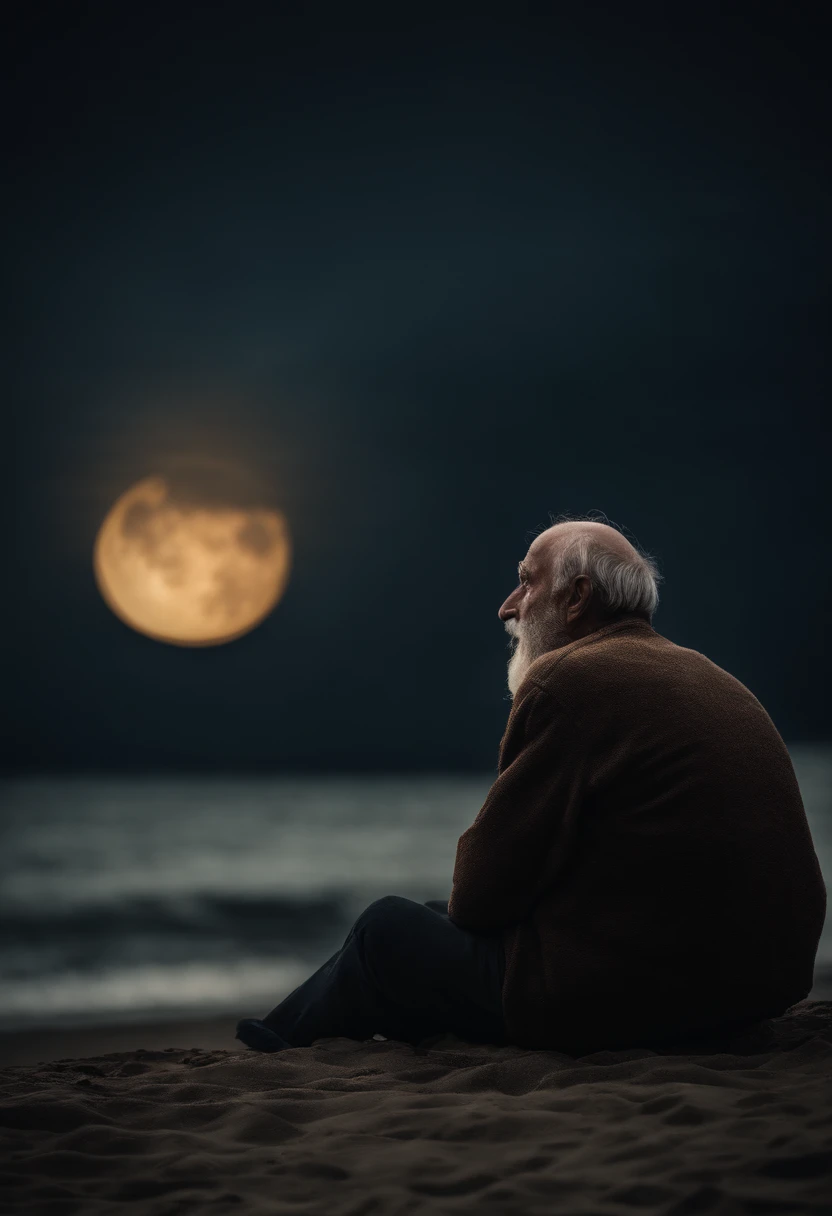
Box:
[505,604,566,698]
[506,628,534,698]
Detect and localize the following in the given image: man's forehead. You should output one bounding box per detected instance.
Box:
[524,530,557,566]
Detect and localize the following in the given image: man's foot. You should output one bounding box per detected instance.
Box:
[235,1018,293,1053]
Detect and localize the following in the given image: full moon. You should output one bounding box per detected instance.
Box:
[93,472,291,646]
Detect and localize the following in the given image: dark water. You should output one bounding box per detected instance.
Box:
[1,754,830,1029]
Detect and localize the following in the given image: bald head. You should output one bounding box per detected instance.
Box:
[499,517,661,697]
[532,520,643,571]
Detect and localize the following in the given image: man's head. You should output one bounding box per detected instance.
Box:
[499,516,661,697]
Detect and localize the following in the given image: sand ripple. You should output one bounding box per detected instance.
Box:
[1,1000,830,1215]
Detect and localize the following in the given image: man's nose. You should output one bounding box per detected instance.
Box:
[498,589,520,622]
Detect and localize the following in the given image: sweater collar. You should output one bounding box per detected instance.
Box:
[587,613,656,640]
[551,614,656,658]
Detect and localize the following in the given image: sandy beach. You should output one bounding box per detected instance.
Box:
[0,1000,830,1215]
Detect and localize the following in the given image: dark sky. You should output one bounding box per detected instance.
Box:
[4,6,830,772]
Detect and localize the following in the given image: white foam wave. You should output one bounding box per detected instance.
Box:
[0,958,311,1029]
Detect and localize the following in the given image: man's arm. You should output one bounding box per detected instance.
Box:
[447,680,587,933]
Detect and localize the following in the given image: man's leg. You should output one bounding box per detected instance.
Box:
[423,899,450,914]
[240,895,506,1050]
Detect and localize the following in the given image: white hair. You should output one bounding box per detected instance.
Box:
[550,529,662,620]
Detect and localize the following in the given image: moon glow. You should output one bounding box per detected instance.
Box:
[93,474,291,646]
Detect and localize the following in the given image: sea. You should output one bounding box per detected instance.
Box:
[1,750,831,1031]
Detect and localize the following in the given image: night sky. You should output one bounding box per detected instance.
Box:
[5,7,830,773]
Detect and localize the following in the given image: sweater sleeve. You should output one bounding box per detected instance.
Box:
[447,680,586,933]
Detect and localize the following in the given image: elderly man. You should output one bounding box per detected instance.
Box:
[236,517,826,1054]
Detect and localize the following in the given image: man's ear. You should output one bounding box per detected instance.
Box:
[566,574,593,622]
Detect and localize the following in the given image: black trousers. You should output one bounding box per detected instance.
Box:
[261,895,508,1047]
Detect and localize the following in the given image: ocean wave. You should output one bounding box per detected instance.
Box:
[0,957,312,1029]
[0,890,351,945]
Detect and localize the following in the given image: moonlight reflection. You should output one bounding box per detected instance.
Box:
[93,470,291,646]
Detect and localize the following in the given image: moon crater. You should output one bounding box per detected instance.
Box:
[93,474,291,646]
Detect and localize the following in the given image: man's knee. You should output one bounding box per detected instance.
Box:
[356,894,414,927]
[354,895,423,954]
[353,897,431,999]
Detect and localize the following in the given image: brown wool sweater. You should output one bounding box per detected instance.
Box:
[447,615,827,1053]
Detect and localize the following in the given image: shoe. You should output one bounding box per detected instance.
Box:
[235,1018,293,1053]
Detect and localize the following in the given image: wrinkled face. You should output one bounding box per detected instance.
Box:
[499,536,569,697]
